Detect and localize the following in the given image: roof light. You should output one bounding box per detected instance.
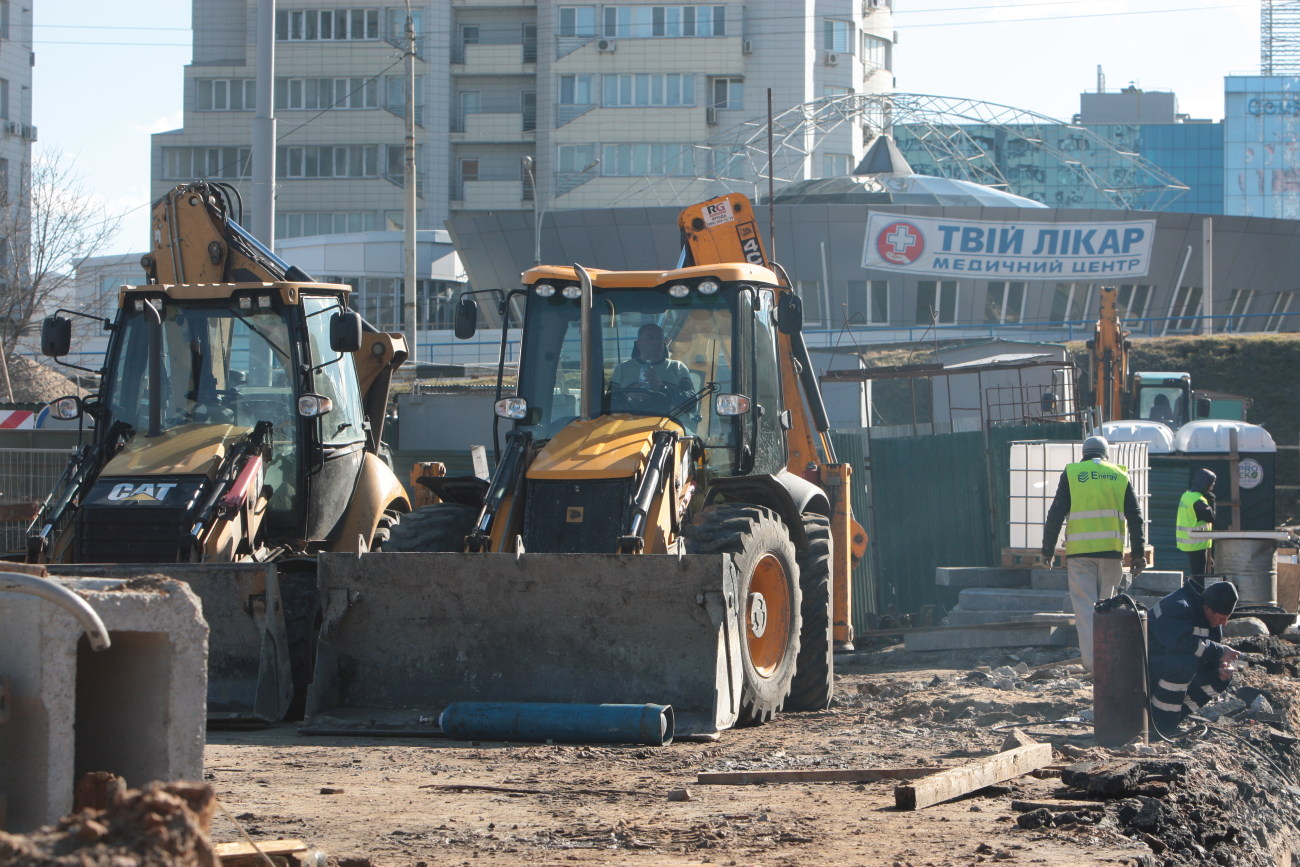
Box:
[495,397,528,420]
[238,296,253,309]
[698,280,719,295]
[667,283,690,298]
[257,295,272,308]
[534,282,556,297]
[561,284,583,299]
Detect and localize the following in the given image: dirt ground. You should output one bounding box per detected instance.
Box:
[197,637,1300,867]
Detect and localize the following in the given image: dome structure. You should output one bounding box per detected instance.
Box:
[771,135,1048,208]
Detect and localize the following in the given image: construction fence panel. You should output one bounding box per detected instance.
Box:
[0,446,77,554]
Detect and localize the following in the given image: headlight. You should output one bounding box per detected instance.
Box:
[667,283,690,298]
[560,284,583,299]
[533,282,556,297]
[297,393,334,417]
[698,280,719,295]
[495,397,528,419]
[714,393,752,416]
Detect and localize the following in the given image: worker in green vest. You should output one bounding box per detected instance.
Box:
[1176,468,1217,577]
[1040,435,1147,671]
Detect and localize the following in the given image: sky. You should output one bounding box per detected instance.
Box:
[32,0,1262,259]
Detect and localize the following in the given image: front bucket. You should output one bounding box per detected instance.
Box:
[44,563,293,724]
[302,552,743,737]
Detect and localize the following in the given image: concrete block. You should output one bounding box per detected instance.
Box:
[958,587,1071,612]
[1031,568,1183,594]
[934,567,1031,588]
[942,610,1074,627]
[0,577,207,833]
[904,625,1078,652]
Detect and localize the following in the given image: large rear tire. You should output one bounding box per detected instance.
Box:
[685,504,801,726]
[383,502,478,552]
[787,513,834,711]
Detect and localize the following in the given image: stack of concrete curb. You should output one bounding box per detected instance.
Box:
[903,566,1184,653]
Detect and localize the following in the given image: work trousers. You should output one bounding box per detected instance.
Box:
[1067,555,1123,671]
[1185,549,1212,578]
[1149,652,1230,735]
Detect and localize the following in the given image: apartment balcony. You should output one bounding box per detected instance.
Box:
[451,112,534,142]
[452,180,527,211]
[451,43,536,76]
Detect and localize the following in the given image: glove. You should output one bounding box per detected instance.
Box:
[1131,551,1147,574]
[1040,549,1055,568]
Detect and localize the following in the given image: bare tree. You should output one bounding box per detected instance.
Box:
[0,149,122,364]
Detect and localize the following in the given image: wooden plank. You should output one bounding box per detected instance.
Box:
[1010,798,1104,813]
[895,744,1054,810]
[698,767,938,785]
[856,620,1073,639]
[215,839,308,860]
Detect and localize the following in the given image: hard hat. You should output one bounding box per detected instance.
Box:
[1081,435,1110,460]
[1203,581,1238,616]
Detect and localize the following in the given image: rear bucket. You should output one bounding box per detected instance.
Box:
[44,563,292,724]
[302,552,743,738]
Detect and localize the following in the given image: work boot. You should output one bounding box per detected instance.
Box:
[1149,707,1184,740]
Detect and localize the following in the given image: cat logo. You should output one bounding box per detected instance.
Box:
[108,482,178,503]
[566,506,584,523]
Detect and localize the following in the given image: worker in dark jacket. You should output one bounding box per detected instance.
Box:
[1041,435,1147,671]
[1176,468,1217,577]
[1148,580,1241,736]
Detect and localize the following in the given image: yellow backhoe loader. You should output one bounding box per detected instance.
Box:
[305,194,865,737]
[29,182,411,723]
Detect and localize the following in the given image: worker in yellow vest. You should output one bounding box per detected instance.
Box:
[1176,468,1217,578]
[1040,435,1147,671]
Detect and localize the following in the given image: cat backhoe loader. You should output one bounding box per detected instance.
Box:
[304,194,865,738]
[30,181,410,723]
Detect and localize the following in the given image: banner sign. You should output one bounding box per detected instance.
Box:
[863,214,1157,278]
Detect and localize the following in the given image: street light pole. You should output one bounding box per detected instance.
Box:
[522,154,542,266]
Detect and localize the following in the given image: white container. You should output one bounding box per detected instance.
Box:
[1095,420,1176,455]
[1174,420,1277,454]
[1009,440,1149,550]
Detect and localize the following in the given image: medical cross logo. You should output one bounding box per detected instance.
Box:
[877,221,924,265]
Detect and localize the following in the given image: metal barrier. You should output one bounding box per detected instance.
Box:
[0,447,75,554]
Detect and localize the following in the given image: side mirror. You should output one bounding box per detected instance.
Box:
[455,296,479,340]
[777,292,803,335]
[49,395,82,420]
[1195,397,1212,419]
[41,316,72,358]
[329,311,363,353]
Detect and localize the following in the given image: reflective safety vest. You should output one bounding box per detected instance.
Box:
[1064,460,1129,556]
[1176,491,1212,552]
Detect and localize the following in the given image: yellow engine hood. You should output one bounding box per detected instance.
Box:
[101,424,250,478]
[527,415,682,481]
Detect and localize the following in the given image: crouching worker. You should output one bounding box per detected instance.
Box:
[1148,580,1241,736]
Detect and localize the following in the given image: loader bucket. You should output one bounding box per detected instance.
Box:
[44,563,293,724]
[302,552,744,738]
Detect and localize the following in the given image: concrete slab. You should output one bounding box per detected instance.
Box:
[957,587,1072,612]
[934,567,1031,588]
[1030,569,1184,594]
[904,624,1078,652]
[942,610,1075,627]
[0,577,207,833]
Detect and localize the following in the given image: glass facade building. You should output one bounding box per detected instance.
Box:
[1224,75,1300,219]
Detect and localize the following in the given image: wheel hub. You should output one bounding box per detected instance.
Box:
[747,591,768,637]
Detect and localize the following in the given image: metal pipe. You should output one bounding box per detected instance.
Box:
[576,263,594,419]
[0,572,111,651]
[146,300,163,437]
[439,701,674,746]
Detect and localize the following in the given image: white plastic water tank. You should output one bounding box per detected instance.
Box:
[1093,420,1176,455]
[1173,420,1277,454]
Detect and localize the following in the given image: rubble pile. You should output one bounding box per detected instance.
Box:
[0,781,218,867]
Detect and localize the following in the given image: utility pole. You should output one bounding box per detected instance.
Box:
[402,1,418,351]
[252,0,276,245]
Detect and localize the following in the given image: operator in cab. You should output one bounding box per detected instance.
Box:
[612,323,695,396]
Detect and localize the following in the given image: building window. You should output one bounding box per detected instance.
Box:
[522,91,537,131]
[916,280,957,325]
[822,153,852,176]
[163,147,252,180]
[603,73,695,107]
[276,77,378,110]
[1224,289,1254,332]
[1050,282,1090,323]
[823,85,852,99]
[522,23,537,62]
[559,6,597,37]
[383,75,424,113]
[1264,291,1292,332]
[559,74,593,105]
[276,211,379,239]
[984,280,1025,325]
[861,34,889,68]
[847,280,889,324]
[710,77,742,110]
[0,2,9,40]
[797,280,824,326]
[601,143,696,176]
[1116,284,1150,321]
[558,144,597,174]
[275,9,380,41]
[603,5,726,38]
[276,145,381,179]
[1168,285,1203,332]
[0,79,8,120]
[824,19,853,53]
[385,7,421,43]
[197,79,256,111]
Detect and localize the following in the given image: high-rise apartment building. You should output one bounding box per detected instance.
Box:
[0,0,34,252]
[153,0,894,244]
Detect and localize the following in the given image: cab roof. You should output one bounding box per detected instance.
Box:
[520,262,781,288]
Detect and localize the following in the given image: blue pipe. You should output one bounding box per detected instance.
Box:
[439,702,674,746]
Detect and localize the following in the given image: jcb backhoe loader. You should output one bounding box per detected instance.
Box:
[30,182,411,723]
[304,194,865,738]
